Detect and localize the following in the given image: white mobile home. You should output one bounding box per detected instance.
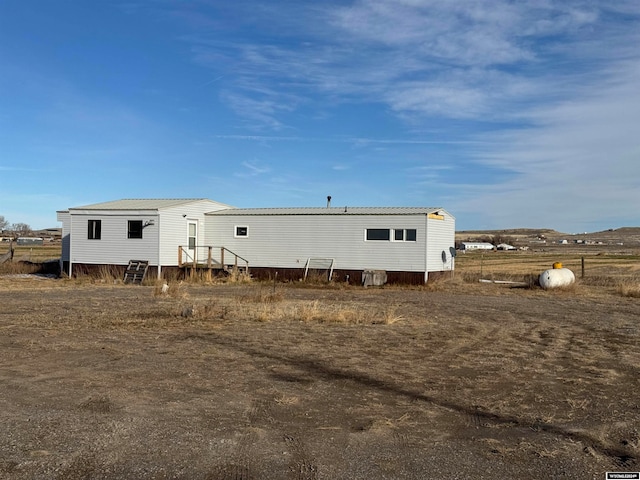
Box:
[58,199,455,284]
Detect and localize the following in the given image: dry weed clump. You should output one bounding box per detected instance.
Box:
[581,274,622,287]
[296,300,323,322]
[154,280,188,299]
[225,267,252,284]
[274,394,300,406]
[245,289,284,304]
[419,277,452,291]
[617,280,640,298]
[377,306,404,325]
[180,302,217,319]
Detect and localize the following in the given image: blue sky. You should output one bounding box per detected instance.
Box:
[1,1,639,232]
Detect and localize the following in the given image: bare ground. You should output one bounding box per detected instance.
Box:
[1,278,639,479]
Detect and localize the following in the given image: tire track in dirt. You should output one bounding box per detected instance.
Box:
[209,394,320,480]
[201,332,638,469]
[256,394,320,480]
[207,463,252,480]
[283,434,318,480]
[207,399,268,480]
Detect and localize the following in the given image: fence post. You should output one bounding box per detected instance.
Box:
[581,256,585,278]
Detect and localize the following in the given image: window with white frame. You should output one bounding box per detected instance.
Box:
[235,226,249,238]
[88,220,101,240]
[393,228,417,242]
[366,228,416,242]
[365,228,390,241]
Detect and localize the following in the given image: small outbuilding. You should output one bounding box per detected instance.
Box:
[461,242,495,251]
[16,237,44,246]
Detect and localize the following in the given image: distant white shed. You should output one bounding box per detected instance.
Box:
[461,242,494,251]
[17,237,44,246]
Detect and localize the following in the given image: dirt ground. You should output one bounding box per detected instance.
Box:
[1,277,638,479]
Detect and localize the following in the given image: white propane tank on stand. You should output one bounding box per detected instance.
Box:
[539,262,575,289]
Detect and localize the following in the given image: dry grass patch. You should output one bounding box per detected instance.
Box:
[225,267,252,283]
[154,280,189,299]
[0,261,42,275]
[274,394,300,406]
[170,291,406,325]
[617,279,640,298]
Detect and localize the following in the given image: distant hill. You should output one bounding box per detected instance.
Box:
[457,228,560,236]
[456,227,640,248]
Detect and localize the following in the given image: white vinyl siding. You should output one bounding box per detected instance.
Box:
[57,211,71,262]
[65,199,231,268]
[156,201,229,266]
[206,213,431,272]
[426,212,456,272]
[70,214,160,265]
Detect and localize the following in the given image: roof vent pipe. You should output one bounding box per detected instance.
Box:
[327,196,332,208]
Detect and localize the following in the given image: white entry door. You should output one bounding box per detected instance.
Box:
[186,221,198,262]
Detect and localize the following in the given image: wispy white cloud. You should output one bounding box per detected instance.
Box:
[181,1,639,230]
[331,164,350,171]
[182,1,637,129]
[213,134,302,142]
[450,58,640,230]
[213,134,479,145]
[238,160,270,177]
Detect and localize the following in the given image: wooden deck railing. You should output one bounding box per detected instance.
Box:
[178,246,249,273]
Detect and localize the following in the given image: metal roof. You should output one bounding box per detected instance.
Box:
[65,200,450,217]
[208,206,446,216]
[69,199,227,210]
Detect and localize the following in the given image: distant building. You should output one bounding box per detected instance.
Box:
[496,243,516,251]
[16,237,44,246]
[461,242,494,251]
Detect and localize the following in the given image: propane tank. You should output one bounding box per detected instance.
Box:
[539,264,575,289]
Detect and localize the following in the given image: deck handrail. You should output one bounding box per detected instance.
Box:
[178,245,249,271]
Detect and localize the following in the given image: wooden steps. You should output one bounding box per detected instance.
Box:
[123,260,149,284]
